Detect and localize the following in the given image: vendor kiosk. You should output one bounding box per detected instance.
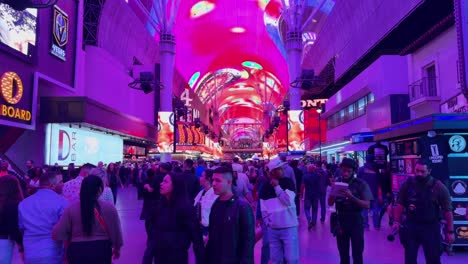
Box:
[388,134,468,246]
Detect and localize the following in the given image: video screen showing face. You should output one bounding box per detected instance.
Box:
[157,112,174,153]
[288,110,304,151]
[0,3,37,56]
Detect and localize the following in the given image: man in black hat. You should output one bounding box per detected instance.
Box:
[328,158,373,264]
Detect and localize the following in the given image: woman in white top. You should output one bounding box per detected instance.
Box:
[89,168,114,205]
[193,169,218,236]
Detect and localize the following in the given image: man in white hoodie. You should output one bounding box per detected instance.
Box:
[259,157,299,264]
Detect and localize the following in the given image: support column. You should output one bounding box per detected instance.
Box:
[286,31,303,110]
[159,33,176,162]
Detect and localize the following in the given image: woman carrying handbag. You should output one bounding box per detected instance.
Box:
[53,176,123,264]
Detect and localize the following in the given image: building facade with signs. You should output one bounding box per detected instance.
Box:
[0,1,164,169]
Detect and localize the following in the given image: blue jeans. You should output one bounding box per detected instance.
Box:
[268,227,299,264]
[362,200,381,228]
[261,222,270,264]
[0,239,13,264]
[304,193,326,224]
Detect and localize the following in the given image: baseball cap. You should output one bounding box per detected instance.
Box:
[267,157,287,171]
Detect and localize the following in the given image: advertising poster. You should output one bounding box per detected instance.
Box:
[419,135,449,181]
[454,223,468,245]
[453,201,468,221]
[0,3,37,56]
[157,111,174,153]
[45,124,123,166]
[287,110,304,151]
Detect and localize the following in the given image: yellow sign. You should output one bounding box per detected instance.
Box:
[1,72,23,104]
[0,71,31,121]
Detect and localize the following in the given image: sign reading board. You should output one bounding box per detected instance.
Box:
[0,71,37,129]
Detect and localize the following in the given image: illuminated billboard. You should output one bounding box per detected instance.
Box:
[176,124,206,148]
[0,71,37,129]
[0,3,37,56]
[157,111,174,153]
[288,110,305,151]
[45,124,123,166]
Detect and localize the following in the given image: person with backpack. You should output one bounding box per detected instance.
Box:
[392,159,454,264]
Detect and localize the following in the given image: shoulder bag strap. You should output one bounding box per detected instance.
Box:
[94,208,110,237]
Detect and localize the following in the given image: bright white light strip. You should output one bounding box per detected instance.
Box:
[310,141,350,152]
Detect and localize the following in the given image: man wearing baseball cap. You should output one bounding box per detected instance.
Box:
[328,158,373,264]
[259,157,299,263]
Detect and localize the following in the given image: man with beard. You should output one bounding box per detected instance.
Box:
[392,159,454,264]
[328,158,373,264]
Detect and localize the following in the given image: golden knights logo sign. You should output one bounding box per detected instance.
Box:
[50,5,68,61]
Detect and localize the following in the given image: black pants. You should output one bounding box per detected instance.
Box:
[111,186,118,204]
[68,240,112,264]
[295,194,300,216]
[336,213,364,264]
[404,222,441,264]
[142,241,188,264]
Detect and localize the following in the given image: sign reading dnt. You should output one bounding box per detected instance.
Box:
[0,72,31,122]
[50,5,69,61]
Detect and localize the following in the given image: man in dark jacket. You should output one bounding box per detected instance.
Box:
[183,159,201,203]
[207,166,254,264]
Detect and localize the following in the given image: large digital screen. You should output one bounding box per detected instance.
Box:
[157,111,174,153]
[45,124,123,166]
[288,110,305,151]
[123,145,146,156]
[0,3,37,56]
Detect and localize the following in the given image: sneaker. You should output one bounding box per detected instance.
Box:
[320,218,325,223]
[308,222,315,231]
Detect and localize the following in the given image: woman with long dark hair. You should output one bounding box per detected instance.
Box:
[53,176,123,264]
[0,175,24,263]
[143,173,204,264]
[107,163,122,204]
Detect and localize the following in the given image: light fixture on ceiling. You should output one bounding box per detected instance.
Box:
[242,61,263,70]
[190,1,215,18]
[231,27,245,33]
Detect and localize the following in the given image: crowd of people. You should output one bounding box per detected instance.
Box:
[0,154,458,264]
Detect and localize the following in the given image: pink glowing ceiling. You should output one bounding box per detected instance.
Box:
[173,0,288,130]
[128,0,334,141]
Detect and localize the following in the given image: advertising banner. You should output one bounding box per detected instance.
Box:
[45,124,123,166]
[50,5,69,61]
[0,71,37,129]
[157,111,174,153]
[0,3,37,57]
[288,110,304,151]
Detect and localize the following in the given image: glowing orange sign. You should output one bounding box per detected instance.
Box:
[1,72,23,105]
[0,71,31,121]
